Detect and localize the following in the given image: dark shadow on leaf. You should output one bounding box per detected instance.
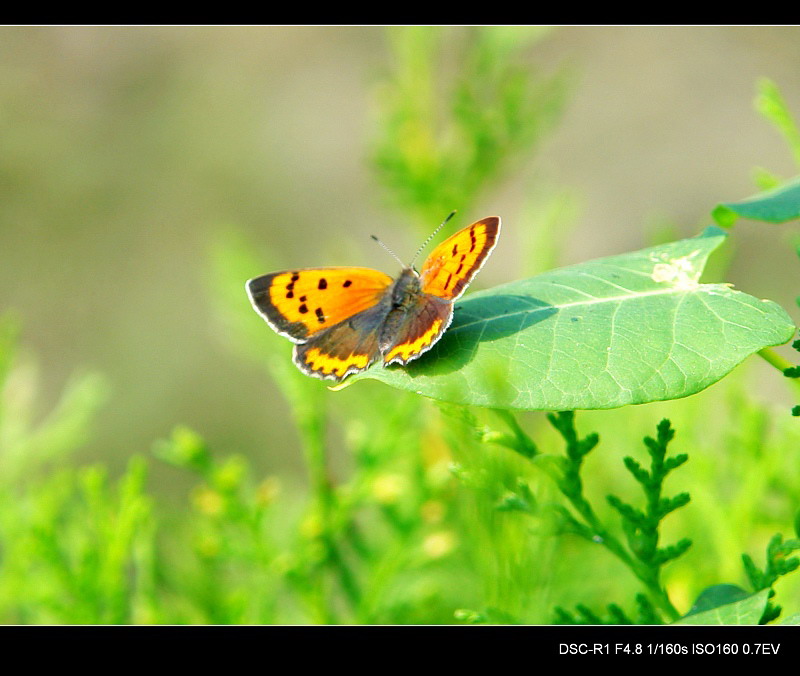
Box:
[396,294,557,378]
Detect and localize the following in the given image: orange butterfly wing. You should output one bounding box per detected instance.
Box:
[246,267,393,343]
[419,216,500,300]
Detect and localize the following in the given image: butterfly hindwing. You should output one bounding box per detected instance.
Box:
[380,295,453,366]
[294,297,390,380]
[247,267,393,342]
[419,216,500,301]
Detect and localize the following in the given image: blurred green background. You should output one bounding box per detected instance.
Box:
[2,25,799,496]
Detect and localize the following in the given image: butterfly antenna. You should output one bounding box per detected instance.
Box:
[409,210,457,267]
[370,234,405,268]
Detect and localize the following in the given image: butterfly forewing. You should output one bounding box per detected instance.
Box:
[419,216,500,301]
[247,267,393,342]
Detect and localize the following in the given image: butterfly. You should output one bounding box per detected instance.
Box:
[246,215,501,382]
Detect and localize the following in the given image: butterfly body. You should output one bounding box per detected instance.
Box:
[247,216,500,382]
[377,267,453,362]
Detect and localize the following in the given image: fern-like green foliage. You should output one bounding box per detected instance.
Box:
[440,409,696,624]
[607,420,692,577]
[782,339,800,415]
[549,415,689,623]
[0,313,154,623]
[554,593,660,625]
[742,533,800,624]
[371,26,568,230]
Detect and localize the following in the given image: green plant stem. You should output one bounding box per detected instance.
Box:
[758,347,794,372]
[324,538,361,612]
[758,348,800,393]
[292,387,362,621]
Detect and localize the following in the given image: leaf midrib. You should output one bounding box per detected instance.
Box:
[451,282,720,336]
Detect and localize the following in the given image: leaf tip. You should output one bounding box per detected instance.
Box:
[710,206,738,229]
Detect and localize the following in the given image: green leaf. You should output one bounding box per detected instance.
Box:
[683,584,750,617]
[712,176,800,227]
[352,227,795,410]
[674,588,771,625]
[780,613,800,625]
